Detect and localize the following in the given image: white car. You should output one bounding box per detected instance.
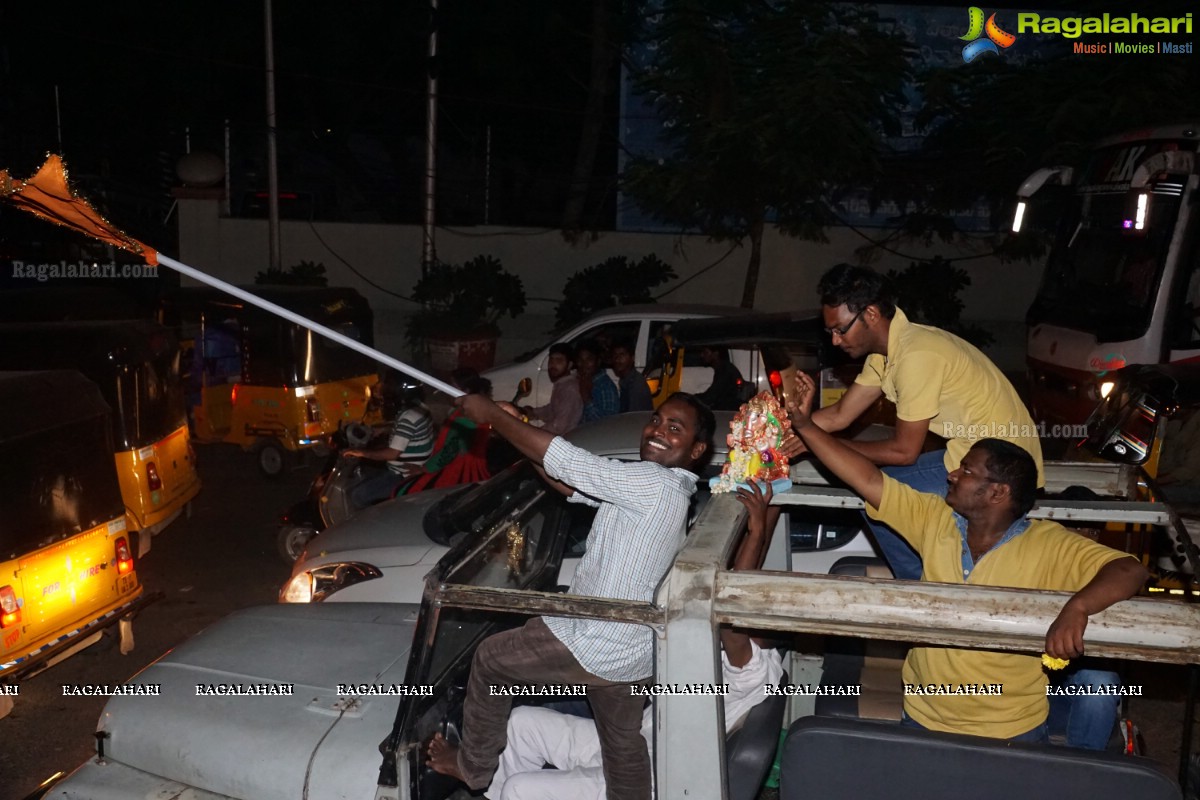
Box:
[483,303,757,406]
[280,411,875,604]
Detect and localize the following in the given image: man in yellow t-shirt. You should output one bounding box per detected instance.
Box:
[801,264,1044,583]
[788,372,1147,741]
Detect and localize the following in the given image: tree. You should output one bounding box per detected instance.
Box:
[906,14,1200,236]
[622,1,911,307]
[554,254,677,328]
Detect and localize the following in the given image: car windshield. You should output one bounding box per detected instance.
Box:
[423,462,545,547]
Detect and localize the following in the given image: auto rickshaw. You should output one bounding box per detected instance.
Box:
[1077,362,1200,595]
[648,312,859,411]
[0,371,150,693]
[159,286,382,477]
[0,320,201,556]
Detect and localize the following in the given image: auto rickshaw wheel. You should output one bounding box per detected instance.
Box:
[277,524,320,563]
[254,439,287,479]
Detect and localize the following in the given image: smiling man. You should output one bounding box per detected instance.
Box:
[428,392,714,800]
[787,372,1147,743]
[800,264,1044,582]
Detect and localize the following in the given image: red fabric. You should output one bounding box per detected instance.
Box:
[404,421,492,495]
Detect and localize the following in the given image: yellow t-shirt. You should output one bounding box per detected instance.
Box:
[867,475,1132,739]
[855,308,1045,486]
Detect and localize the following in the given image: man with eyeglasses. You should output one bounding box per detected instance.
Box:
[785,372,1147,743]
[795,264,1045,582]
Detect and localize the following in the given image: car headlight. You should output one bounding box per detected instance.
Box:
[280,563,383,603]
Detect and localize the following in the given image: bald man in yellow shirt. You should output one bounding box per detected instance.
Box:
[787,371,1146,741]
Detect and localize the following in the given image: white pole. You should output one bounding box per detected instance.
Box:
[421,0,439,274]
[484,123,491,226]
[264,0,282,271]
[54,85,63,149]
[154,253,463,397]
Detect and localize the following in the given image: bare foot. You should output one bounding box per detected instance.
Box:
[426,732,466,781]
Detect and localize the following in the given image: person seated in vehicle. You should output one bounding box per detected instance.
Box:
[693,345,746,411]
[401,369,495,494]
[485,483,783,800]
[344,380,434,508]
[784,371,1147,743]
[515,342,583,435]
[576,338,620,423]
[427,392,715,800]
[795,264,1044,584]
[612,337,653,413]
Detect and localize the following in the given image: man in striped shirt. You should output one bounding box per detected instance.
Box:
[428,392,715,800]
[346,383,434,507]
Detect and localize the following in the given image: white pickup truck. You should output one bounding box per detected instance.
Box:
[44,367,1200,800]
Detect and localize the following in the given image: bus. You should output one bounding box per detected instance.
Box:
[1017,122,1200,426]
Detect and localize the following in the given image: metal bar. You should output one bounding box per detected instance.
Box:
[154,254,462,397]
[433,584,662,625]
[714,570,1200,664]
[771,485,1172,524]
[793,459,1137,499]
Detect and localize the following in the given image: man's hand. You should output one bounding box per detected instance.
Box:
[1043,558,1148,660]
[734,481,774,540]
[785,372,817,431]
[457,393,500,425]
[1045,599,1090,660]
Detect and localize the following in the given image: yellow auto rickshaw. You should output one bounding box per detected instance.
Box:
[0,321,201,555]
[0,371,150,687]
[159,286,382,477]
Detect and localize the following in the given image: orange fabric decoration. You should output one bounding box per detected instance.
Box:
[0,154,158,265]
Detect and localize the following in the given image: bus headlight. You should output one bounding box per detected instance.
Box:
[1100,381,1115,399]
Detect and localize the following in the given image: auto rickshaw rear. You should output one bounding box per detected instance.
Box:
[160,286,382,477]
[0,371,149,693]
[0,321,201,554]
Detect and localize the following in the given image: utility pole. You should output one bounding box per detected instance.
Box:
[421,0,439,275]
[264,0,282,271]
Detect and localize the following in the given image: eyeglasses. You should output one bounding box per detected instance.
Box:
[825,309,865,337]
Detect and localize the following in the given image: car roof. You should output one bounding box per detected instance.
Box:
[669,312,824,347]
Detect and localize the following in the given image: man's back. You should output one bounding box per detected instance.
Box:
[857,308,1043,482]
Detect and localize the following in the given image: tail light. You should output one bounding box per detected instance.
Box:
[231,384,240,406]
[115,537,134,575]
[768,370,785,404]
[146,461,162,491]
[0,585,20,627]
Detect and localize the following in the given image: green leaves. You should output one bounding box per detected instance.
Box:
[554,255,678,328]
[405,255,527,346]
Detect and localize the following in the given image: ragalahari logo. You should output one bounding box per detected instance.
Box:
[960,7,1017,62]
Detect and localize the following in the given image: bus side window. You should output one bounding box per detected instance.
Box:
[1171,263,1200,348]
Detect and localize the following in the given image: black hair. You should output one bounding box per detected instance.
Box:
[574,337,603,359]
[609,336,635,355]
[817,264,897,319]
[549,342,574,362]
[971,438,1038,517]
[662,391,716,465]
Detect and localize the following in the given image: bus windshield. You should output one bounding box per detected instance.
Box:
[1028,189,1182,342]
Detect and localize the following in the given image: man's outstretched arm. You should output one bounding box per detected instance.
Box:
[789,372,885,510]
[458,394,556,465]
[1045,558,1149,659]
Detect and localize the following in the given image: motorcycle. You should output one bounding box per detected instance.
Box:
[275,422,375,563]
[275,379,532,563]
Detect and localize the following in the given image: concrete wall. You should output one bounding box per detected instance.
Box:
[175,195,1042,371]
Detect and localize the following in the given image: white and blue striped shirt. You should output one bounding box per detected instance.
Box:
[541,437,697,682]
